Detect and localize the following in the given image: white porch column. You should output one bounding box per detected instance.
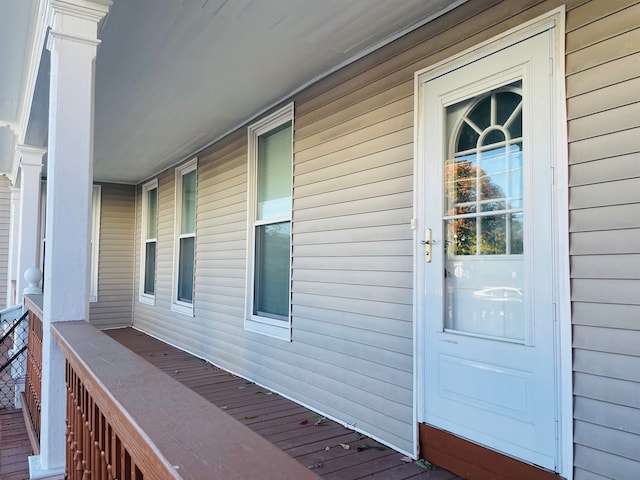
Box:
[33,1,111,478]
[7,186,21,307]
[15,146,45,302]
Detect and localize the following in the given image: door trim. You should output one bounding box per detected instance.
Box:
[412,8,571,479]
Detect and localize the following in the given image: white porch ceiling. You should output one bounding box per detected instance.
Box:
[3,0,463,183]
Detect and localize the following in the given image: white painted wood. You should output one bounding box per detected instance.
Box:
[15,145,44,300]
[37,0,110,474]
[0,176,12,308]
[416,25,563,471]
[6,184,19,307]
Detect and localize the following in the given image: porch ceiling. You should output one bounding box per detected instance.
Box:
[2,0,463,183]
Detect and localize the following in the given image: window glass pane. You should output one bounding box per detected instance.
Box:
[257,122,292,220]
[177,236,194,303]
[144,241,156,295]
[496,90,521,126]
[254,221,290,319]
[147,187,157,239]
[443,80,525,341]
[468,96,490,130]
[181,170,196,234]
[457,121,479,152]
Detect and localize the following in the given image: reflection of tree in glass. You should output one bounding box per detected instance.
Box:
[446,159,523,255]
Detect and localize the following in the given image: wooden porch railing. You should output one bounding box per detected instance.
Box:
[24,294,43,444]
[52,320,320,480]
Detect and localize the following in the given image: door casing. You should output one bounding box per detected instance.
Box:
[412,8,572,478]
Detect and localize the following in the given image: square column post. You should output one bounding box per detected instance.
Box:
[15,146,45,301]
[31,1,111,478]
[7,186,20,307]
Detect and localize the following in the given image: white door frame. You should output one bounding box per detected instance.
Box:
[412,8,572,478]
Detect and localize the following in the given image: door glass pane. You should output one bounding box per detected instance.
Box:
[177,236,194,303]
[254,221,290,319]
[257,122,292,220]
[146,187,157,239]
[181,170,196,234]
[144,241,156,295]
[444,81,525,341]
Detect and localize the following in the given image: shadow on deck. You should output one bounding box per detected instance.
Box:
[106,327,464,480]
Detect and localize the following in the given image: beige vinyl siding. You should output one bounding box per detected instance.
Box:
[567,1,640,478]
[132,0,577,456]
[0,175,11,307]
[89,183,135,329]
[129,0,639,466]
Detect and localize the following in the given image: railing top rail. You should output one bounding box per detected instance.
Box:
[51,321,319,480]
[24,295,43,320]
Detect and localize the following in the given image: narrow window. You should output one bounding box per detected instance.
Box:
[89,185,101,302]
[173,158,197,315]
[139,179,158,304]
[246,103,293,340]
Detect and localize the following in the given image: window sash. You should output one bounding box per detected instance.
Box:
[140,180,158,302]
[245,103,293,340]
[173,159,197,314]
[253,221,291,320]
[143,240,156,295]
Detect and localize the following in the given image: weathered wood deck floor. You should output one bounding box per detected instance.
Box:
[106,327,464,480]
[0,409,31,480]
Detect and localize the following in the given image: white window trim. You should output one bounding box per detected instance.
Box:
[139,179,158,305]
[172,158,197,316]
[245,103,294,341]
[89,185,101,303]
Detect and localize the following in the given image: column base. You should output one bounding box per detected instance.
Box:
[28,455,65,480]
[13,376,25,408]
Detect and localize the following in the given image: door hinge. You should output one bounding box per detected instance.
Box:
[549,57,554,76]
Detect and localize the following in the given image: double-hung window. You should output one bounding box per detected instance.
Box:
[172,158,197,315]
[246,103,293,340]
[139,179,158,304]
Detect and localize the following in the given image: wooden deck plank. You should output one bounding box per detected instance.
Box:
[105,327,465,480]
[0,410,31,480]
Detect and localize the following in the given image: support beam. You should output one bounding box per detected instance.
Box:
[15,145,45,302]
[34,0,111,477]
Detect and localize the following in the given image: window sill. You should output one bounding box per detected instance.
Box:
[138,295,155,306]
[171,302,194,317]
[245,316,291,341]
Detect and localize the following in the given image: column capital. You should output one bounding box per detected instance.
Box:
[17,145,47,166]
[45,0,111,50]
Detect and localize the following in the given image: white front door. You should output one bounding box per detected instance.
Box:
[417,29,559,470]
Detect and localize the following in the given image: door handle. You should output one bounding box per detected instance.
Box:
[421,229,435,263]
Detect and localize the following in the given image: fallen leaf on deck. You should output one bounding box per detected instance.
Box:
[358,433,367,440]
[307,463,323,470]
[314,417,329,426]
[300,419,309,425]
[339,443,350,450]
[400,456,412,463]
[324,446,330,451]
[220,406,228,410]
[174,370,180,374]
[244,415,256,419]
[415,459,437,470]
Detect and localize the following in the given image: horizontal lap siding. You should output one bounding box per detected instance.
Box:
[130,0,640,462]
[567,1,640,478]
[0,175,10,307]
[89,183,135,328]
